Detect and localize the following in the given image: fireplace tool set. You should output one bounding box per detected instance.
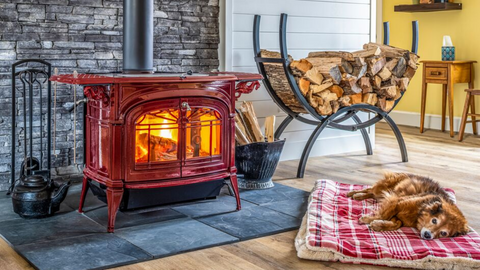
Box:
[9,60,70,218]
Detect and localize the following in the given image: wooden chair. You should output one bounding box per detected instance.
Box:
[458,89,480,141]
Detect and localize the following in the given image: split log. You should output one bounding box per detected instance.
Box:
[240,102,264,143]
[385,58,399,71]
[235,113,254,142]
[378,67,392,81]
[373,75,382,89]
[352,64,368,79]
[264,115,276,143]
[377,96,395,112]
[308,51,354,61]
[392,57,407,78]
[368,57,387,76]
[338,96,352,107]
[363,42,408,58]
[328,85,344,98]
[290,59,313,76]
[362,93,378,106]
[331,100,340,114]
[341,74,362,95]
[376,85,397,99]
[235,125,250,145]
[328,66,343,85]
[340,61,353,74]
[398,77,410,91]
[403,66,416,79]
[298,78,311,96]
[304,67,324,85]
[349,93,363,104]
[359,77,372,93]
[310,79,333,93]
[352,46,381,58]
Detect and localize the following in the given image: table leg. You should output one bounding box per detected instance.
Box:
[442,84,447,132]
[469,81,477,135]
[448,79,455,137]
[420,82,428,133]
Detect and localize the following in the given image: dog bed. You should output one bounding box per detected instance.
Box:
[295,179,480,269]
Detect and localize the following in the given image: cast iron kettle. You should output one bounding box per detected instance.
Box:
[11,169,70,218]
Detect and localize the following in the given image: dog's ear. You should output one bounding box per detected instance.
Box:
[426,198,443,215]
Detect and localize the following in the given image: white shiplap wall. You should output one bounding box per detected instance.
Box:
[224,0,376,161]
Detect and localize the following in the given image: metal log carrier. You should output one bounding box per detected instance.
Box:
[253,14,419,178]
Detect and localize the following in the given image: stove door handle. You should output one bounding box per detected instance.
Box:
[181,101,191,111]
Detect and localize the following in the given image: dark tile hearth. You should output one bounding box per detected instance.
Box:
[116,218,238,258]
[16,234,151,270]
[0,183,309,270]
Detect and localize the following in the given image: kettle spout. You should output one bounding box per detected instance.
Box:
[50,181,71,213]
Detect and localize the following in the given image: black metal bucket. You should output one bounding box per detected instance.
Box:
[235,139,285,189]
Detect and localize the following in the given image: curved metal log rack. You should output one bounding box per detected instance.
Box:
[253,14,419,178]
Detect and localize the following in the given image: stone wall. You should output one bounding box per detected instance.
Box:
[0,0,220,190]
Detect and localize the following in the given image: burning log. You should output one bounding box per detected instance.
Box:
[136,133,178,162]
[283,43,419,115]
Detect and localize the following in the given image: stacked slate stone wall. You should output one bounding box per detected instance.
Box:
[0,0,220,190]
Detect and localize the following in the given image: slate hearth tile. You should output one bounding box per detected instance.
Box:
[261,196,309,219]
[16,233,151,270]
[116,218,238,257]
[0,211,104,246]
[239,183,309,205]
[172,195,256,218]
[84,206,186,230]
[62,183,106,212]
[197,205,300,239]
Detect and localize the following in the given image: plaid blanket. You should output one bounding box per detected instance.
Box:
[295,180,480,270]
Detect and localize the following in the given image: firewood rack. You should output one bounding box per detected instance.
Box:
[253,13,419,178]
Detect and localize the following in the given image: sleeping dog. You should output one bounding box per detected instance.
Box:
[347,172,469,240]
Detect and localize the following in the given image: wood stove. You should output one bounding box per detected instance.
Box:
[50,72,261,232]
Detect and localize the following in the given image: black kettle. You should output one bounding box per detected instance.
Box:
[11,174,70,218]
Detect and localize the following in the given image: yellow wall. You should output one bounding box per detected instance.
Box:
[383,0,478,116]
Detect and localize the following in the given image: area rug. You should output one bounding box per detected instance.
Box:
[0,183,309,270]
[295,179,480,270]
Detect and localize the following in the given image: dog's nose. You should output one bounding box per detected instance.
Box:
[423,231,432,240]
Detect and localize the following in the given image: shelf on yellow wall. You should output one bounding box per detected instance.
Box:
[394,3,462,13]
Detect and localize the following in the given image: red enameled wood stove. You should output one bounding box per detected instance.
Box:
[50,73,261,232]
[49,0,262,232]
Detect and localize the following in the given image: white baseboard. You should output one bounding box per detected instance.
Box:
[388,110,479,133]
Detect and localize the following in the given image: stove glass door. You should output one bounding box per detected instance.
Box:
[185,108,221,159]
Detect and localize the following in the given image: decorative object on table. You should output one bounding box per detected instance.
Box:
[234,102,285,189]
[9,60,70,218]
[420,60,476,137]
[442,35,455,61]
[295,179,480,269]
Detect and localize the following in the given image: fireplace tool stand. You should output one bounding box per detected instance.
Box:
[253,14,419,178]
[9,59,70,218]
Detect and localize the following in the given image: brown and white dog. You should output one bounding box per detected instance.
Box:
[347,172,469,240]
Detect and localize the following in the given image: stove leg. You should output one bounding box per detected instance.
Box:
[229,174,241,211]
[106,187,123,233]
[78,176,89,213]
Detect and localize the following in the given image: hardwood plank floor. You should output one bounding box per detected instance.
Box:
[1,123,479,270]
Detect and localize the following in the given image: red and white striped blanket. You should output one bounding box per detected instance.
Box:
[295,180,480,269]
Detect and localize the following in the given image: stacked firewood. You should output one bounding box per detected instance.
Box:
[288,43,419,115]
[235,101,275,145]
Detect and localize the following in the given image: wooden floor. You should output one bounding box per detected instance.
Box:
[1,123,479,270]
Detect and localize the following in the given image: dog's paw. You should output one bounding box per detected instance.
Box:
[346,191,356,198]
[369,220,387,231]
[359,215,374,224]
[352,193,367,201]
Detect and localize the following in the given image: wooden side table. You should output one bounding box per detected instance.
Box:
[420,60,476,137]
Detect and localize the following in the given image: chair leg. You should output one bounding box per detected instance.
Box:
[471,96,477,135]
[459,92,472,142]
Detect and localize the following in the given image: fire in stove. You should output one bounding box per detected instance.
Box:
[135,107,222,164]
